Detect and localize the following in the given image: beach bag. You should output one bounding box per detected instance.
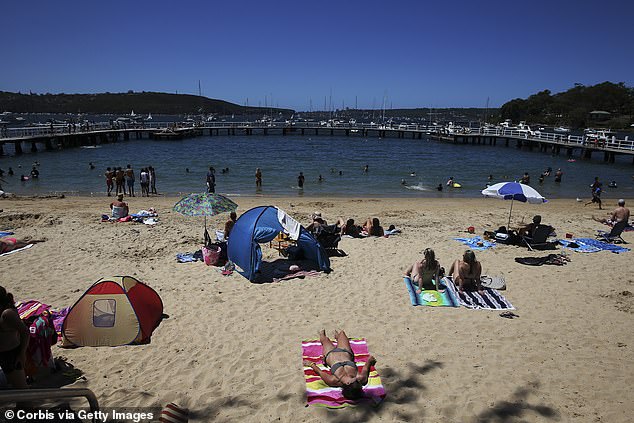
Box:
[202,245,221,266]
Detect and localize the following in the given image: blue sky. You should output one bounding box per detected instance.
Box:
[1,0,633,111]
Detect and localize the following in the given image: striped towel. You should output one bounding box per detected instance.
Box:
[444,277,515,310]
[404,277,459,307]
[302,338,386,408]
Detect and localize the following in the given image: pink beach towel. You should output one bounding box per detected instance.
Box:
[302,338,386,408]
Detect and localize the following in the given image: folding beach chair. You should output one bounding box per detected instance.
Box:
[522,224,554,251]
[597,220,627,244]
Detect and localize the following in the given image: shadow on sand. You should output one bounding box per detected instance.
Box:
[473,381,560,423]
[322,360,444,423]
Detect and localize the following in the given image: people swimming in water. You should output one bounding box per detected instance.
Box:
[437,184,443,191]
[410,171,416,177]
[446,176,454,186]
[401,179,407,186]
[608,180,617,188]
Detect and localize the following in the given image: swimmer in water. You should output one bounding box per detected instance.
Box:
[410,171,416,177]
[401,179,407,186]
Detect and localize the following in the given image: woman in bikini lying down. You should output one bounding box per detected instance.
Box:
[0,237,46,254]
[303,329,376,400]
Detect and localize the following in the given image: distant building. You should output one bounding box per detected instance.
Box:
[589,110,611,121]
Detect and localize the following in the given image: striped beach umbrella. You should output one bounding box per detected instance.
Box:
[481,182,547,227]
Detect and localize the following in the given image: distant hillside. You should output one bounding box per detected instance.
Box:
[500,82,634,129]
[0,91,294,115]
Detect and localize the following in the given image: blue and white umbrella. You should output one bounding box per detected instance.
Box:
[482,182,547,227]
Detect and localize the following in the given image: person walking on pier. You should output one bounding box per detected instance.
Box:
[206,167,216,193]
[105,167,114,196]
[125,164,135,197]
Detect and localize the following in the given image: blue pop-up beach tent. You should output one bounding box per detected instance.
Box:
[227,206,331,281]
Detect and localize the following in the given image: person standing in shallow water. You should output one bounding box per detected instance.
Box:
[255,168,262,189]
[105,167,114,196]
[125,164,135,197]
[149,166,157,195]
[206,167,216,193]
[298,172,305,189]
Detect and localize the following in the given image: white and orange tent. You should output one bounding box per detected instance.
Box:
[62,276,164,347]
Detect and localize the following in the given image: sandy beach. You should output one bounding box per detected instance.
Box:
[1,194,633,422]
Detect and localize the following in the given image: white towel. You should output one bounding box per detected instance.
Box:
[277,208,301,240]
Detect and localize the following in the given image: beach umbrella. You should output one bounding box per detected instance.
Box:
[481,182,547,227]
[173,192,238,242]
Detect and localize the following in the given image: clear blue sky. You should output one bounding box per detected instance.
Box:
[1,0,633,111]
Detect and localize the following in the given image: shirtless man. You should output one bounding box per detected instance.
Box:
[303,329,376,400]
[115,167,125,195]
[593,199,630,225]
[125,164,135,197]
[449,249,483,294]
[105,167,114,196]
[0,286,29,388]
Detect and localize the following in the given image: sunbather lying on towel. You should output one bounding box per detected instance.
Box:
[0,237,46,254]
[303,329,376,400]
[404,248,443,293]
[449,249,483,294]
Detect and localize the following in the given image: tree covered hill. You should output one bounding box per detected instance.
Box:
[0,91,294,116]
[500,82,634,129]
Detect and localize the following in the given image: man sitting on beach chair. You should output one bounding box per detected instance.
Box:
[519,215,555,250]
[595,200,629,244]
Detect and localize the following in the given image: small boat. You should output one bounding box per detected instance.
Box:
[554,126,571,133]
[567,159,576,162]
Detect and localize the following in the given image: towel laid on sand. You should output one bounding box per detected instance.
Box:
[560,238,629,254]
[0,232,15,238]
[16,300,69,337]
[444,277,515,310]
[454,236,495,251]
[302,338,386,408]
[176,251,203,263]
[0,243,33,257]
[404,277,459,307]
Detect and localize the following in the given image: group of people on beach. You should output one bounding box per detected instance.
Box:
[104,165,157,197]
[306,212,390,238]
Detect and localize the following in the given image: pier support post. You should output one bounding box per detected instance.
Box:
[505,138,509,147]
[516,140,522,149]
[123,132,129,141]
[263,128,268,136]
[301,128,304,135]
[14,141,23,155]
[0,143,3,156]
[330,129,334,136]
[30,142,38,153]
[45,139,54,150]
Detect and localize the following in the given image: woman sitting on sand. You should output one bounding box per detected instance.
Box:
[0,237,45,254]
[363,218,384,237]
[304,329,376,400]
[404,248,443,293]
[449,249,483,294]
[0,286,29,388]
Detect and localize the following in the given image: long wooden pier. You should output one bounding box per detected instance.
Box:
[1,122,633,164]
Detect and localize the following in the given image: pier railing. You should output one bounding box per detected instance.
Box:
[2,121,634,152]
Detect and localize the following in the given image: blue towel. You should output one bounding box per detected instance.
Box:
[454,236,495,251]
[0,231,15,238]
[573,238,629,254]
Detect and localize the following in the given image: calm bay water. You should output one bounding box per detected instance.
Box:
[1,134,633,199]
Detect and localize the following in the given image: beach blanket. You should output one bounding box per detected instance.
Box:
[302,338,386,408]
[515,254,570,266]
[0,231,15,238]
[559,238,629,254]
[444,277,515,310]
[454,236,495,251]
[176,251,203,263]
[0,243,34,257]
[404,277,459,307]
